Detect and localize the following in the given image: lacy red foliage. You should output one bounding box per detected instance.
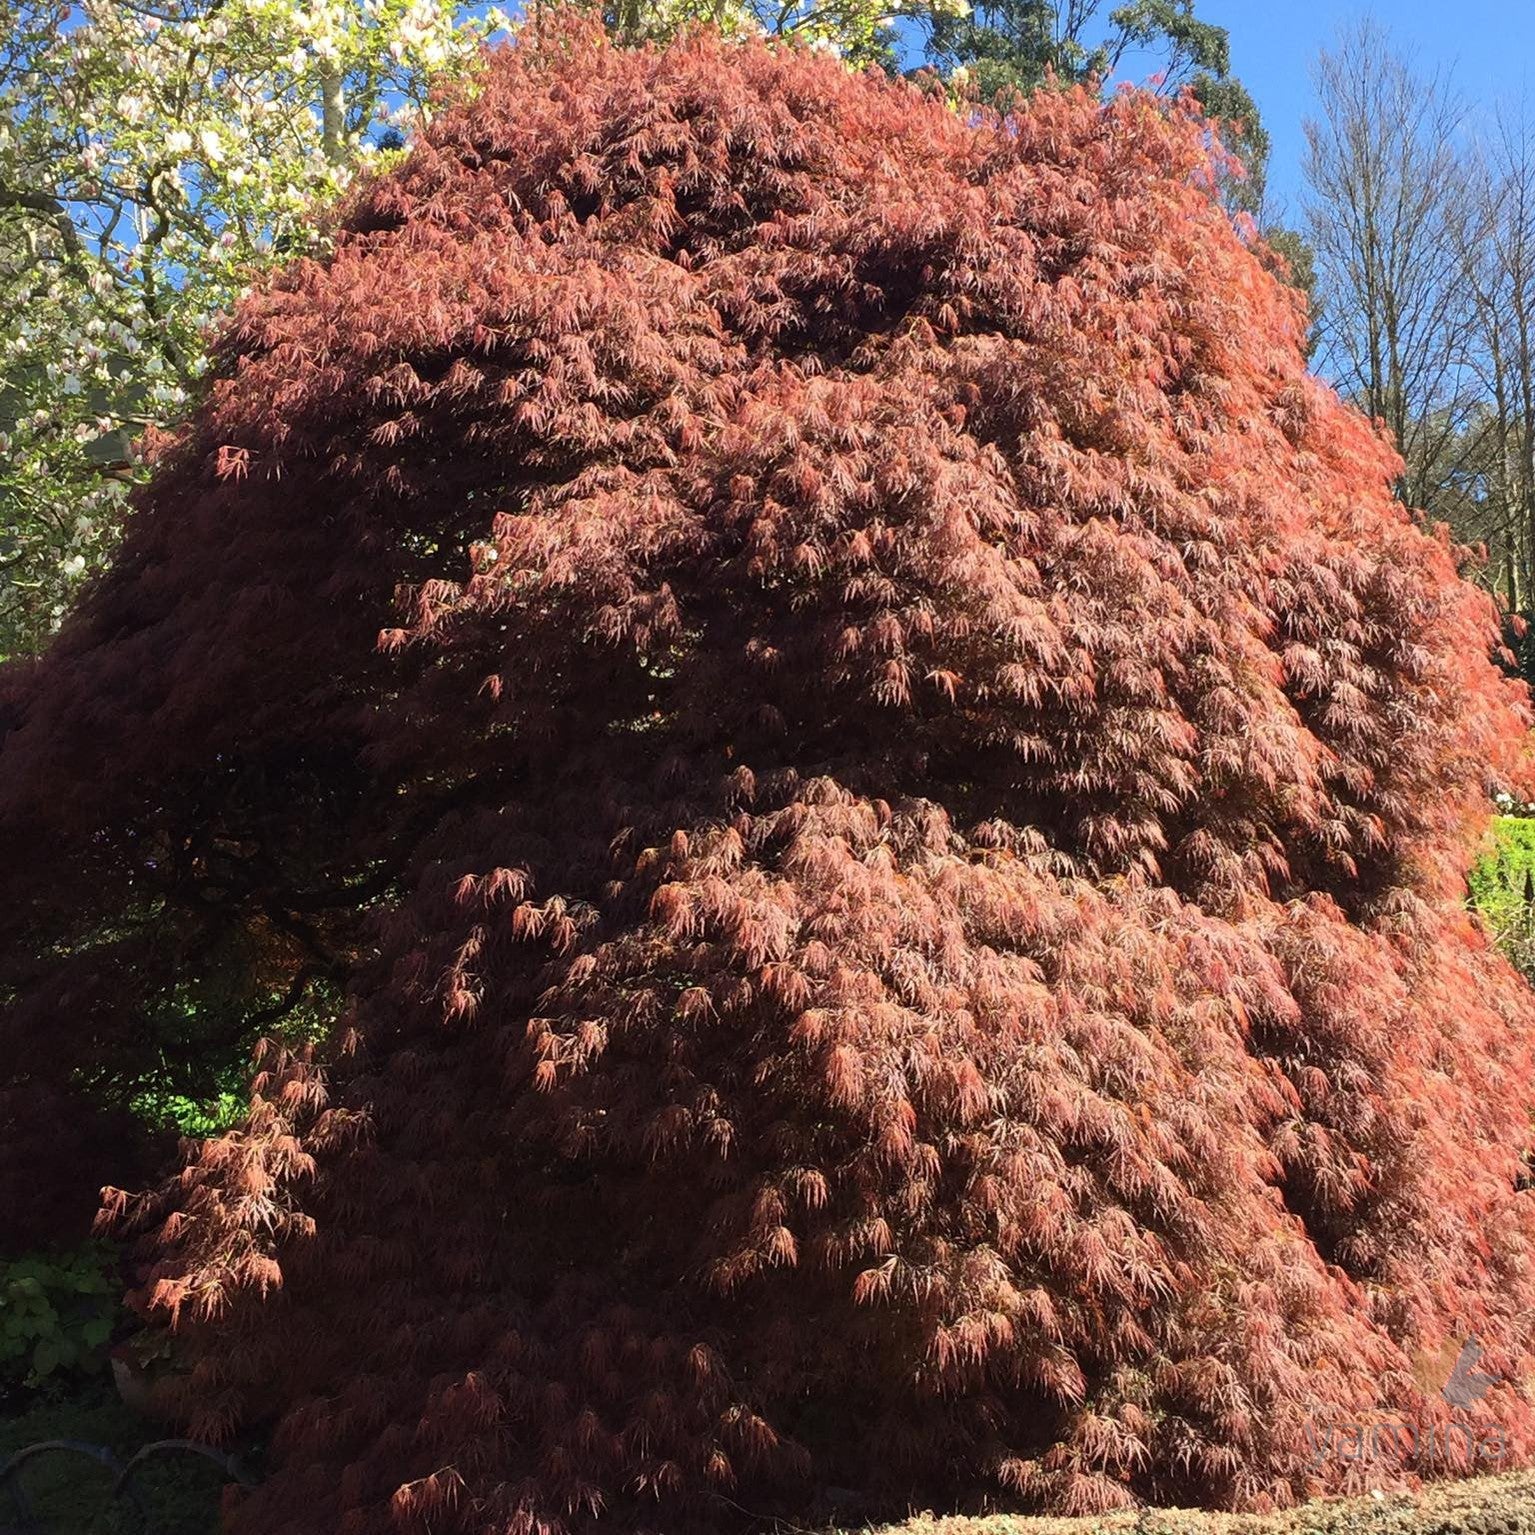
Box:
[6,17,1535,1530]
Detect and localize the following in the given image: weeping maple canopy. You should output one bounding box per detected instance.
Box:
[5,16,1535,1531]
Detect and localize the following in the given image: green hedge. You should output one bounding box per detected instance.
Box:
[1468,814,1535,945]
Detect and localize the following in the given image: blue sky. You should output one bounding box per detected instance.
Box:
[1194,1,1535,214]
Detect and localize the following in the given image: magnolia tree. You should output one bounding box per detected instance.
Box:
[5,19,1535,1530]
[0,0,506,656]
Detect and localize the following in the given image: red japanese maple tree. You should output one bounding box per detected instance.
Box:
[5,16,1535,1531]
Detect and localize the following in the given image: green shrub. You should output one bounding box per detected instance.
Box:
[0,1246,118,1392]
[126,1087,246,1138]
[1468,813,1535,976]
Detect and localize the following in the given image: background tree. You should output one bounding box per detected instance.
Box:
[1299,22,1535,683]
[923,0,1227,99]
[1447,109,1535,642]
[1302,19,1478,517]
[600,0,959,63]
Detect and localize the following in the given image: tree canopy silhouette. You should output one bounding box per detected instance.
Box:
[5,17,1535,1532]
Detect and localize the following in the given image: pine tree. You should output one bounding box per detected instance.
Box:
[5,16,1535,1530]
